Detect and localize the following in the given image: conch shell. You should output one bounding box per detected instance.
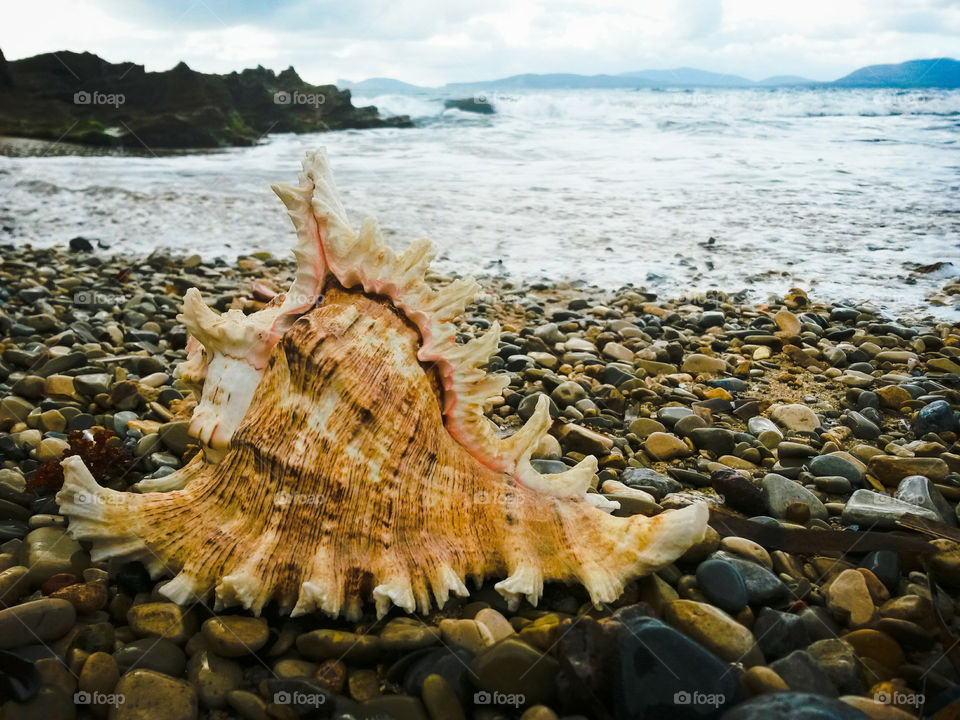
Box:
[56,149,708,619]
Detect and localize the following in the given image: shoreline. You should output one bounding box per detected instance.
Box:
[0,244,959,718]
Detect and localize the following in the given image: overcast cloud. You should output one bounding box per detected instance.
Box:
[3,0,958,85]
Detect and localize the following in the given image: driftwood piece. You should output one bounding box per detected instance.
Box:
[709,508,935,555]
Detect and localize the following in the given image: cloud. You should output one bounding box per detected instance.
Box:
[1,0,957,84]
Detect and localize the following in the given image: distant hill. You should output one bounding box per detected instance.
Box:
[618,68,757,87]
[337,77,429,93]
[346,57,958,93]
[830,58,960,88]
[0,48,412,149]
[444,73,658,91]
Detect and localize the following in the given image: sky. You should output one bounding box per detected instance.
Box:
[2,0,958,85]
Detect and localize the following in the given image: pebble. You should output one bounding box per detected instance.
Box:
[722,691,865,719]
[200,615,268,656]
[0,598,75,649]
[20,527,89,585]
[663,599,763,666]
[769,650,839,696]
[868,455,949,486]
[826,569,877,628]
[608,612,737,718]
[644,432,691,461]
[187,649,242,708]
[809,455,864,484]
[470,638,558,705]
[681,353,727,374]
[113,669,198,720]
[296,629,381,663]
[763,473,828,521]
[841,489,940,529]
[753,607,810,660]
[421,673,466,720]
[770,404,821,433]
[378,616,442,651]
[114,637,187,676]
[720,537,772,569]
[895,474,955,525]
[695,559,748,613]
[127,602,197,644]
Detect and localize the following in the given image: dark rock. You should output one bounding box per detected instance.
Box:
[470,638,557,706]
[711,469,767,516]
[914,400,957,436]
[68,236,94,252]
[621,468,681,499]
[696,559,748,614]
[0,649,41,703]
[808,455,863,485]
[859,551,900,593]
[711,551,789,605]
[842,411,880,440]
[720,691,866,719]
[444,97,495,114]
[610,612,737,719]
[402,647,475,709]
[1,51,412,148]
[752,608,809,660]
[769,650,839,697]
[116,561,153,596]
[689,428,736,456]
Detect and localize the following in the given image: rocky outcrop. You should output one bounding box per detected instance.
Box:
[0,49,412,149]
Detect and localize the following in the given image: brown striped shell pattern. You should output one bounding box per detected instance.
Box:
[56,149,709,620]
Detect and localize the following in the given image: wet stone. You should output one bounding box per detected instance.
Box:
[695,559,748,614]
[762,473,828,521]
[721,692,864,720]
[711,551,790,605]
[470,638,558,706]
[753,607,810,661]
[769,650,839,697]
[0,599,75,649]
[620,467,681,499]
[114,638,187,676]
[895,474,955,525]
[808,455,863,485]
[201,616,269,657]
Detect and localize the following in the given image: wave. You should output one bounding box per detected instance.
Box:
[365,87,960,126]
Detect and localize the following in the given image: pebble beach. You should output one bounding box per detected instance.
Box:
[1,243,960,720]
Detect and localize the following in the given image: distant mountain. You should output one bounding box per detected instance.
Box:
[345,58,957,94]
[337,77,429,93]
[830,58,960,88]
[444,73,658,91]
[618,68,757,87]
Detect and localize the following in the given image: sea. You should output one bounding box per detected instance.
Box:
[1,87,958,320]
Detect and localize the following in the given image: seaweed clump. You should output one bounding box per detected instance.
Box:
[28,427,131,494]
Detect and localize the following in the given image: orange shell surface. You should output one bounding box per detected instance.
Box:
[57,149,708,619]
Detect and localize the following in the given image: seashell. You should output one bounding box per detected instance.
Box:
[56,149,709,619]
